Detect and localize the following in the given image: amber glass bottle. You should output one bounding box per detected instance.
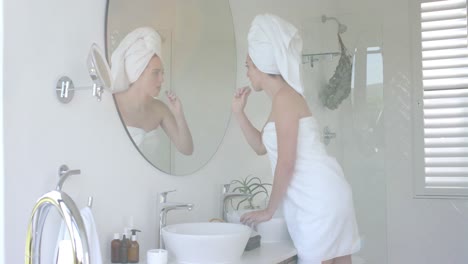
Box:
[120,234,129,263]
[110,233,121,263]
[128,229,141,263]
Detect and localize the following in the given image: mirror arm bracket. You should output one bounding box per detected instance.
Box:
[55,76,104,103]
[55,43,110,104]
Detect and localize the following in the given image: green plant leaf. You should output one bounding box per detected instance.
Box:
[251,190,268,198]
[236,197,250,210]
[231,186,249,194]
[249,183,270,194]
[229,174,273,210]
[246,176,262,185]
[230,179,244,186]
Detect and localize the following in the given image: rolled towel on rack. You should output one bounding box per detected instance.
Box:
[56,240,73,264]
[81,206,103,264]
[53,206,102,264]
[54,221,70,263]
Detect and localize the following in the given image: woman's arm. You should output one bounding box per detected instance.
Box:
[241,91,299,225]
[160,91,194,155]
[232,87,267,155]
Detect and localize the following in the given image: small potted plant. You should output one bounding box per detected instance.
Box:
[227,176,291,242]
[228,174,272,212]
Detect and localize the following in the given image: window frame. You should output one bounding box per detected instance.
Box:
[411,0,468,199]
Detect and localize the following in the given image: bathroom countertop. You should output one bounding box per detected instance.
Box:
[166,240,297,264]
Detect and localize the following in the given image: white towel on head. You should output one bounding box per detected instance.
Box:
[80,207,103,264]
[111,27,162,93]
[248,14,304,95]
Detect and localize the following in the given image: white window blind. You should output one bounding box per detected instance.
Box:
[416,0,468,197]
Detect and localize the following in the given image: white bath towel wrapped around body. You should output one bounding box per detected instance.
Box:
[262,116,360,263]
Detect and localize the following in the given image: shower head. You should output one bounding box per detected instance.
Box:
[338,24,347,34]
[321,15,347,34]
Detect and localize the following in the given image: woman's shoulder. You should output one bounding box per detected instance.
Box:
[145,99,171,121]
[272,87,310,117]
[149,98,169,110]
[273,87,302,106]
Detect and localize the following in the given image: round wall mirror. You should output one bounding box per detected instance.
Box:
[106,0,236,175]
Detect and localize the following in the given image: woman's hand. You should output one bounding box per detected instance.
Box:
[240,209,274,227]
[166,90,183,115]
[161,90,194,155]
[232,86,251,114]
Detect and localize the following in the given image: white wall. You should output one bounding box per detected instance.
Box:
[3,0,468,263]
[2,0,265,263]
[0,0,5,262]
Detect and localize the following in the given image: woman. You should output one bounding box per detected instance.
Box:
[111,27,193,156]
[233,14,360,264]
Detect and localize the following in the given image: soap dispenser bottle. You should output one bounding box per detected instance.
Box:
[111,233,121,263]
[128,229,141,263]
[120,233,129,263]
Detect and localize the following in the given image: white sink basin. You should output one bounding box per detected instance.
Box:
[162,222,251,264]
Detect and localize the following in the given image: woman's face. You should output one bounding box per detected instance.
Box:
[246,55,263,91]
[138,55,164,97]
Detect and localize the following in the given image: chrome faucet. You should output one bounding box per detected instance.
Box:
[221,184,252,221]
[158,190,194,249]
[25,190,89,264]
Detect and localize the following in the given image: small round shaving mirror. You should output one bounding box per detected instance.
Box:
[87,43,112,99]
[55,43,113,103]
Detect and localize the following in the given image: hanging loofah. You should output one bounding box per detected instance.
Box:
[319,34,353,110]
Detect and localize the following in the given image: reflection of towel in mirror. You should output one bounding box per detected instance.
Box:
[248,13,304,95]
[126,126,172,171]
[54,207,102,264]
[126,126,161,148]
[111,27,162,93]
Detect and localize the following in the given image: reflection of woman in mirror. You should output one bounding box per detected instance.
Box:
[111,27,193,155]
[232,14,360,264]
